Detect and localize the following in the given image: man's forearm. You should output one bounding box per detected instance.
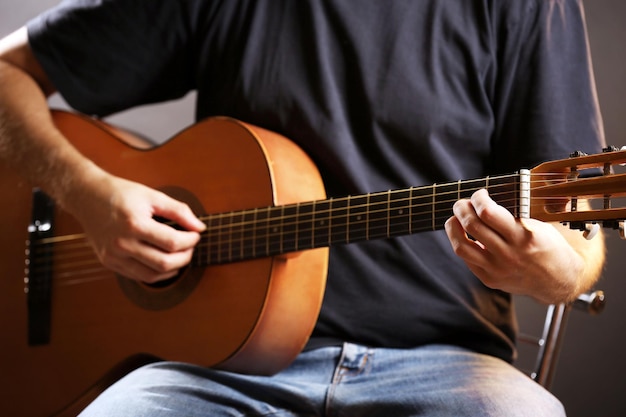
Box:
[0,29,101,210]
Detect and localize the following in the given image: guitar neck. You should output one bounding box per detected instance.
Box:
[194,172,527,266]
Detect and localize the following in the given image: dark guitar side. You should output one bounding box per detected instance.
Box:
[0,111,328,417]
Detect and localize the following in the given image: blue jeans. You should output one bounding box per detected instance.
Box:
[79,343,565,416]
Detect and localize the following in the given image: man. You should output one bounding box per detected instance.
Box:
[0,0,606,415]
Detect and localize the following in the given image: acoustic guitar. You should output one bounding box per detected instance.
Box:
[1,110,625,417]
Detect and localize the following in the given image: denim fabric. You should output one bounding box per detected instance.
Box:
[79,343,565,416]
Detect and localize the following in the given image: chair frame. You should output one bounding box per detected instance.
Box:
[519,290,605,389]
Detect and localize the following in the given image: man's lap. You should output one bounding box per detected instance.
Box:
[78,343,565,417]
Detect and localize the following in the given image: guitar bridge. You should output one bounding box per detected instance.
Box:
[25,188,55,346]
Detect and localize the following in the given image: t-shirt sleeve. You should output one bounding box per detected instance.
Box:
[26,0,199,117]
[490,0,605,172]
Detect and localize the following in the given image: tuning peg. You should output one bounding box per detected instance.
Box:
[603,145,626,165]
[569,221,601,240]
[583,223,601,240]
[569,150,588,158]
[603,146,620,153]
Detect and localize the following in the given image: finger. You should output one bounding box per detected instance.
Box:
[451,197,503,248]
[140,219,202,253]
[444,216,486,263]
[137,243,195,275]
[108,254,182,284]
[445,216,508,290]
[153,194,206,232]
[469,189,518,242]
[110,237,196,279]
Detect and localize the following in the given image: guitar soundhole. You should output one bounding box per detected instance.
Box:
[116,185,207,311]
[146,275,180,289]
[117,265,203,311]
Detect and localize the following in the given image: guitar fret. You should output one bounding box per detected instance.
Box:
[366,194,370,240]
[431,184,437,231]
[312,200,330,248]
[388,189,411,237]
[330,198,348,245]
[295,203,300,250]
[433,183,458,230]
[197,174,522,265]
[408,188,412,235]
[346,196,351,243]
[221,213,234,263]
[367,192,389,240]
[254,207,270,257]
[309,201,316,249]
[410,186,432,233]
[327,199,332,247]
[224,212,231,262]
[486,175,518,213]
[230,211,244,262]
[282,204,298,253]
[347,195,369,242]
[267,206,283,256]
[456,181,470,200]
[224,212,232,262]
[241,209,257,260]
[218,213,228,263]
[385,191,391,237]
[207,213,221,264]
[297,202,314,251]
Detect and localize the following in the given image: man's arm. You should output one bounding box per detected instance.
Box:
[445,189,605,305]
[0,27,206,283]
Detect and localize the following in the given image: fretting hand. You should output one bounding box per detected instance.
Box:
[444,188,603,304]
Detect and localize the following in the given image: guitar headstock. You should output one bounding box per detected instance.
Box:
[530,147,626,238]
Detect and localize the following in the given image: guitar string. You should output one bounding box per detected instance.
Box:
[32,177,554,258]
[29,204,601,288]
[194,173,611,241]
[192,196,578,262]
[35,195,584,288]
[31,172,573,249]
[27,174,608,286]
[27,177,599,284]
[28,187,592,271]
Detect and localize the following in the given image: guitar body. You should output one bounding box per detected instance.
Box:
[0,111,328,417]
[3,110,625,417]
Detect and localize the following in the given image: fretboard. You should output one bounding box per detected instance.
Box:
[193,173,524,266]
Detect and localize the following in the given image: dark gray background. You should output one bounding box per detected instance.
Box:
[2,1,624,416]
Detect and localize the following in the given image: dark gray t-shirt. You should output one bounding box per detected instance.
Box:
[28,0,604,362]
